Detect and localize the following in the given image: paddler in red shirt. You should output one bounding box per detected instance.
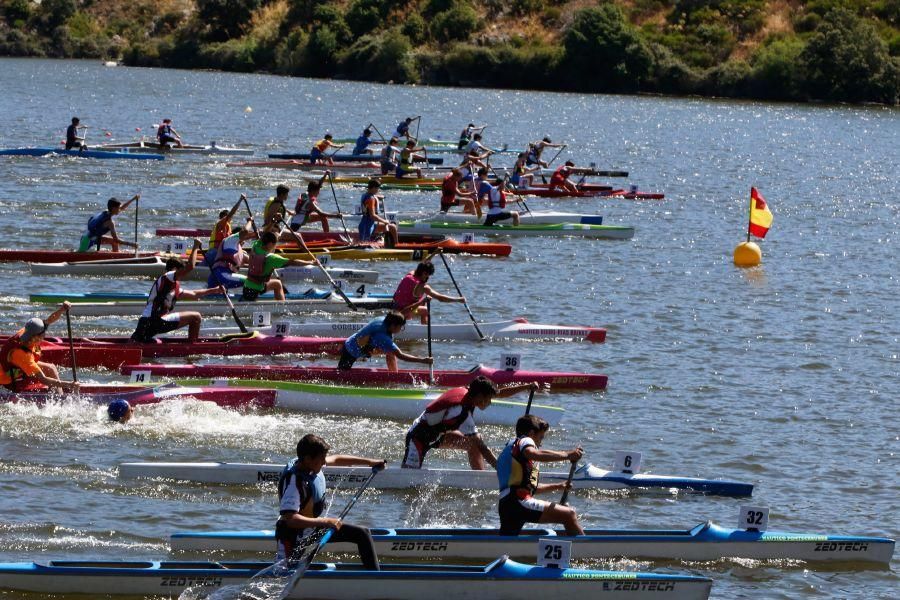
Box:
[402,377,539,470]
[439,169,480,218]
[392,261,466,324]
[0,303,80,393]
[549,161,592,193]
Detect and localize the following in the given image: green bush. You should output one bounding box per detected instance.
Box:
[273,28,307,75]
[66,11,97,40]
[431,4,480,43]
[195,0,261,41]
[645,41,702,94]
[32,0,75,35]
[701,58,751,96]
[563,5,653,90]
[199,38,258,71]
[510,0,545,16]
[2,0,31,24]
[339,28,417,82]
[750,35,805,99]
[345,0,381,38]
[0,26,44,55]
[402,13,428,44]
[800,7,900,103]
[312,4,352,43]
[303,25,339,76]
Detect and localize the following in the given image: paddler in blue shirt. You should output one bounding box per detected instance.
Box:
[497,414,585,536]
[393,116,417,140]
[458,123,486,150]
[276,434,385,569]
[77,195,140,252]
[358,179,398,247]
[156,118,184,148]
[352,128,383,156]
[338,311,433,371]
[65,117,87,150]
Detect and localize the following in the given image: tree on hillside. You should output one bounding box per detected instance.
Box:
[563,5,653,91]
[196,0,261,41]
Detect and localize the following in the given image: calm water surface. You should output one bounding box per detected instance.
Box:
[0,59,897,599]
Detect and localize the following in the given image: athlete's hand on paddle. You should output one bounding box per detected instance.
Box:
[567,446,584,463]
[318,517,343,531]
[368,459,387,470]
[192,239,203,251]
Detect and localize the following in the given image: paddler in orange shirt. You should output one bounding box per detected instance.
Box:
[0,303,80,393]
[392,261,465,324]
[204,194,248,268]
[310,134,344,165]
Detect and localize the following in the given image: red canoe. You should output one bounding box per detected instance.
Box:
[38,344,142,370]
[2,383,278,409]
[120,363,608,391]
[12,333,345,359]
[226,160,380,170]
[0,250,159,263]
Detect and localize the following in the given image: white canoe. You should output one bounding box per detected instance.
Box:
[169,522,895,565]
[175,379,563,426]
[201,318,606,343]
[97,141,254,155]
[400,222,635,239]
[118,462,750,496]
[30,256,379,284]
[61,295,392,317]
[0,558,712,599]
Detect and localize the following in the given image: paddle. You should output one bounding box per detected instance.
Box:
[369,122,387,143]
[242,194,260,239]
[436,251,485,340]
[219,284,248,334]
[133,195,139,258]
[279,466,382,599]
[559,459,578,506]
[278,217,358,312]
[413,115,421,143]
[326,172,352,242]
[426,297,434,385]
[64,306,78,384]
[524,387,535,415]
[546,143,567,169]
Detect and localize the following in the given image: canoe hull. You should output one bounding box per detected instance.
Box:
[0,250,158,263]
[121,363,608,391]
[60,297,392,317]
[118,462,749,496]
[0,147,164,160]
[1,384,277,409]
[0,559,712,599]
[169,523,895,565]
[400,222,635,239]
[269,153,443,165]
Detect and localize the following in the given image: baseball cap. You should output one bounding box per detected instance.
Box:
[21,318,46,342]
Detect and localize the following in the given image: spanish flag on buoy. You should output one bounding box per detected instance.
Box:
[734,187,773,266]
[748,187,773,239]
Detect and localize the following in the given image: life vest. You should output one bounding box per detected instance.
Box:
[144,272,179,319]
[209,219,231,250]
[396,121,409,136]
[293,194,316,226]
[157,124,174,139]
[313,139,329,153]
[399,148,414,168]
[264,197,286,224]
[497,436,540,499]
[0,330,40,388]
[246,243,271,285]
[441,174,458,204]
[549,166,569,187]
[392,272,424,311]
[212,232,244,272]
[278,459,327,518]
[380,144,397,161]
[487,187,506,211]
[408,387,474,445]
[86,210,111,239]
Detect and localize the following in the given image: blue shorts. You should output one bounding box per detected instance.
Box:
[208,267,245,289]
[358,219,377,242]
[310,148,324,160]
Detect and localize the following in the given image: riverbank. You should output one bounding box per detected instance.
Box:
[0,1,898,104]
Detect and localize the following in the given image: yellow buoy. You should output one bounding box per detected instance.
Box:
[733,241,762,267]
[244,106,252,113]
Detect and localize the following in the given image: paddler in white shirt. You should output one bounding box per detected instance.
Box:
[206,221,256,290]
[402,377,539,470]
[525,137,565,168]
[379,137,402,175]
[283,172,344,237]
[275,434,385,569]
[458,123,486,150]
[497,414,584,536]
[130,240,221,343]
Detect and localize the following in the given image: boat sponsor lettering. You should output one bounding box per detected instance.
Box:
[550,376,590,384]
[325,472,372,484]
[257,470,281,482]
[390,541,449,552]
[564,574,676,592]
[563,573,637,580]
[761,534,826,542]
[160,576,223,588]
[814,541,869,553]
[518,329,587,336]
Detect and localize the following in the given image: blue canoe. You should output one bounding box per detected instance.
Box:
[170,521,895,565]
[0,147,164,160]
[0,556,713,598]
[269,152,444,165]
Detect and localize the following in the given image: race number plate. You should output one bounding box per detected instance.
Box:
[739,506,769,532]
[613,451,642,474]
[537,538,571,569]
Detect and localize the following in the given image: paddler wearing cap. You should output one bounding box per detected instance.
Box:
[77,195,139,252]
[525,137,564,168]
[130,240,221,343]
[358,179,398,248]
[108,399,134,424]
[156,118,183,148]
[0,302,80,393]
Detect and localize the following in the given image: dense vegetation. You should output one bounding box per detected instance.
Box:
[2,0,898,104]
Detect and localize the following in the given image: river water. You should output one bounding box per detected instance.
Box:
[0,58,896,599]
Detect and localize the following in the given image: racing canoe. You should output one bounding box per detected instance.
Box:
[15,332,344,359]
[31,343,142,370]
[169,379,563,425]
[414,211,604,226]
[200,318,607,344]
[169,521,894,565]
[31,256,379,283]
[0,250,158,263]
[59,295,393,317]
[510,188,611,198]
[0,147,164,160]
[277,236,511,257]
[30,289,392,305]
[118,462,750,496]
[97,141,253,155]
[121,363,608,391]
[400,221,635,239]
[0,557,713,599]
[269,152,443,165]
[1,382,276,409]
[227,159,382,170]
